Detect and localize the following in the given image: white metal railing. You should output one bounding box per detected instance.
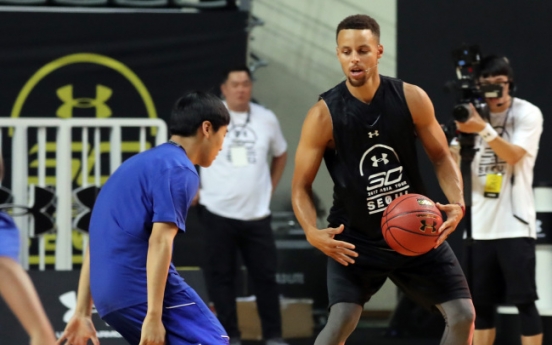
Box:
[0,118,167,270]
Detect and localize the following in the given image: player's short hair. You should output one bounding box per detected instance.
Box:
[169,91,230,137]
[479,55,514,81]
[336,14,380,42]
[222,65,252,84]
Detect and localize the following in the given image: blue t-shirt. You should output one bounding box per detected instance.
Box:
[89,143,199,316]
[0,212,20,262]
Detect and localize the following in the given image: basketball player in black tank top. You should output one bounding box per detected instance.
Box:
[291,15,475,345]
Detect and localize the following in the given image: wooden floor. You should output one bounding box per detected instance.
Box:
[243,324,441,345]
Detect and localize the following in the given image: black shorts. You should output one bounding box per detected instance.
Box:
[471,237,538,305]
[327,235,471,311]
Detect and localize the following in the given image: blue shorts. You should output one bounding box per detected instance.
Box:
[102,286,229,345]
[0,212,20,262]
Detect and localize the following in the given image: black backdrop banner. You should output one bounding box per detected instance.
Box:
[0,8,248,122]
[0,8,248,268]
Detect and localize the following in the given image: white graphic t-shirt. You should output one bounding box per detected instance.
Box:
[471,97,543,239]
[199,102,287,220]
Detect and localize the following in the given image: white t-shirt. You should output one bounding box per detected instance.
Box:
[471,97,543,239]
[199,102,287,220]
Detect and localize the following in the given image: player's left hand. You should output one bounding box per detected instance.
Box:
[56,314,99,345]
[139,314,165,345]
[434,202,464,248]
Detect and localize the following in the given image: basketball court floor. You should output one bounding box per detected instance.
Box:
[243,327,440,345]
[242,318,441,345]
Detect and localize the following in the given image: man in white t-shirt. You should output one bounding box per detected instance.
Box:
[198,66,288,345]
[454,56,543,345]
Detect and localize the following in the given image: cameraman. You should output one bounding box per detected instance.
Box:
[453,55,544,345]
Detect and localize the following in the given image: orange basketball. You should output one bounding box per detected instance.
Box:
[381,194,443,256]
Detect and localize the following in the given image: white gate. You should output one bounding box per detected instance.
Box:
[0,118,167,270]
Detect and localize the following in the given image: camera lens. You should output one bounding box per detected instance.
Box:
[453,104,471,123]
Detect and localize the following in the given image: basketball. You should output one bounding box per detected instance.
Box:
[381,194,443,256]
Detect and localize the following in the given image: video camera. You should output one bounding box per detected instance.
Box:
[450,45,486,122]
[442,44,503,153]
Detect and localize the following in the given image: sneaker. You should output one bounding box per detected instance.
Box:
[265,338,289,345]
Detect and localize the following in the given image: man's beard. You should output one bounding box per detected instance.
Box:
[347,76,367,87]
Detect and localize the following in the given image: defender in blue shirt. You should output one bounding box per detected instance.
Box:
[58,91,230,345]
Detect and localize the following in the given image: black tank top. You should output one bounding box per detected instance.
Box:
[320,76,426,244]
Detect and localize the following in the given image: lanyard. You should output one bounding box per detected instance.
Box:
[492,98,514,169]
[230,108,251,129]
[230,108,251,138]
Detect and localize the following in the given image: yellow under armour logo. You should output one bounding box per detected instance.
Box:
[56,84,112,118]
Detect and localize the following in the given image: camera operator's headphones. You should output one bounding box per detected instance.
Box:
[502,57,516,94]
[480,55,516,95]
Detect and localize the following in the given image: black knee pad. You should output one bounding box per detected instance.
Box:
[516,303,542,336]
[474,304,496,330]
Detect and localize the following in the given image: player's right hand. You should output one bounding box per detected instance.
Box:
[139,314,165,345]
[56,314,99,345]
[305,224,358,266]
